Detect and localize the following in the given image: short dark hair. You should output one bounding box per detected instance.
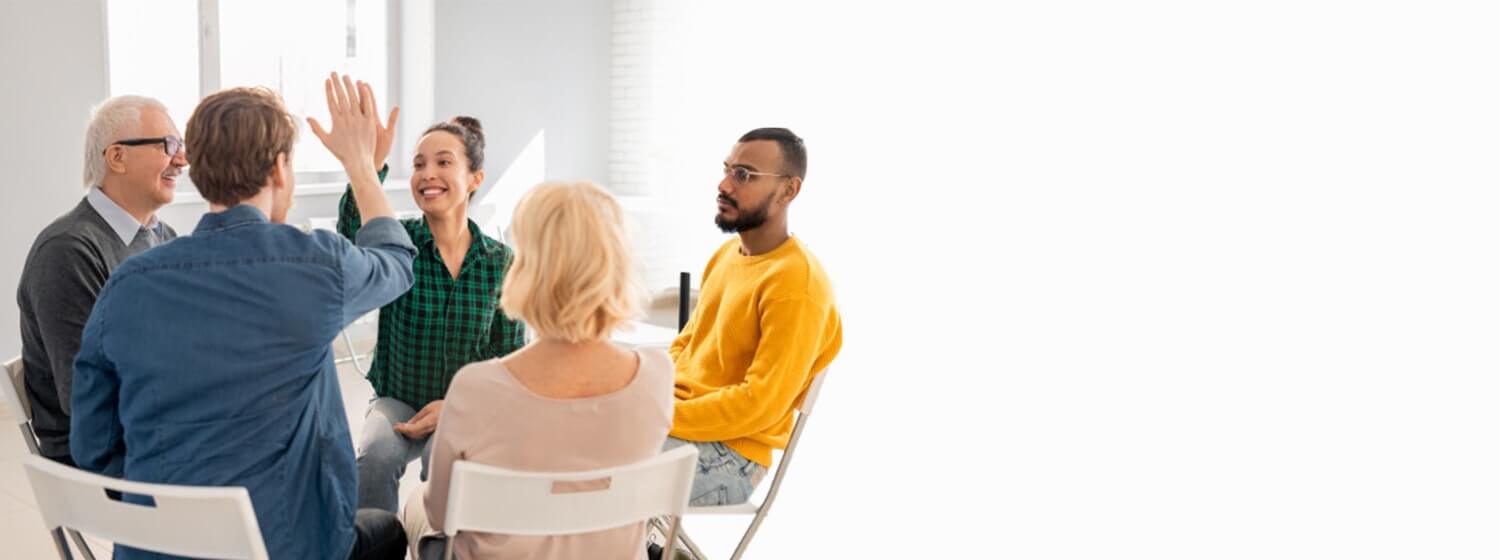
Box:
[185,87,298,205]
[738,127,806,180]
[423,116,485,172]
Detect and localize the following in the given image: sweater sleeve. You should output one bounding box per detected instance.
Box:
[671,295,831,441]
[27,236,109,415]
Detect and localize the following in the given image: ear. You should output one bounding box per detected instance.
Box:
[104,145,128,174]
[780,176,802,205]
[469,169,485,194]
[270,153,290,189]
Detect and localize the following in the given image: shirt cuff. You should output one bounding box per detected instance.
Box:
[355,216,414,250]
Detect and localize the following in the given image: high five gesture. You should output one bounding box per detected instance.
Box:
[309,73,396,223]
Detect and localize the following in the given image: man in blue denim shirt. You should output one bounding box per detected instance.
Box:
[71,77,412,559]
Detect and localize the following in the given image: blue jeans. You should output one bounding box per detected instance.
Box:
[663,437,767,506]
[357,397,434,513]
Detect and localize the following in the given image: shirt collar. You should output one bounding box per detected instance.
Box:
[87,186,162,245]
[412,217,504,259]
[193,204,270,234]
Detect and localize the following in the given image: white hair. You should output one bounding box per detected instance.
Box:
[82,95,168,188]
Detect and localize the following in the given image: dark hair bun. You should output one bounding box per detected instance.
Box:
[425,116,487,172]
[451,116,483,137]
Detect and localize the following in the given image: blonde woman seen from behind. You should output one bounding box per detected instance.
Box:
[402,181,672,560]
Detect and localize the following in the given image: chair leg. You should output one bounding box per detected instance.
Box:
[49,528,74,560]
[646,516,667,545]
[662,516,683,560]
[648,517,697,560]
[66,529,95,560]
[728,510,771,560]
[676,526,707,560]
[341,330,368,375]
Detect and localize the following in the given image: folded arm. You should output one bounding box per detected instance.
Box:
[672,296,830,441]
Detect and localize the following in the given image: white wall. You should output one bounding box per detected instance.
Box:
[599,1,1500,557]
[0,1,110,358]
[7,2,1500,557]
[432,0,612,200]
[154,189,425,234]
[424,0,688,294]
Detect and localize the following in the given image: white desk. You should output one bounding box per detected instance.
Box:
[611,320,679,349]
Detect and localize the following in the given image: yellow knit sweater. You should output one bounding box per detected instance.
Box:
[669,236,843,467]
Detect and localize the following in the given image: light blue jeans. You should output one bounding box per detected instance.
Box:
[663,437,768,506]
[357,397,434,513]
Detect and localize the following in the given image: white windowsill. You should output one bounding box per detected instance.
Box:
[615,194,670,212]
[167,178,414,206]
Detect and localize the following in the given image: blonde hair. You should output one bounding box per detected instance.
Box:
[501,181,643,342]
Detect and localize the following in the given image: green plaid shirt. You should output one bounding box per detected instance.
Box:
[338,168,526,408]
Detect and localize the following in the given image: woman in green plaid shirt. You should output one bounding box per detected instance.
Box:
[336,113,527,513]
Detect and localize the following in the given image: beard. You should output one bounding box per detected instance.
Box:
[714,193,772,233]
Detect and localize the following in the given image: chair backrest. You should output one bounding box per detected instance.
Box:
[445,444,698,538]
[765,368,830,486]
[23,456,269,560]
[2,356,33,435]
[796,368,830,416]
[699,368,832,512]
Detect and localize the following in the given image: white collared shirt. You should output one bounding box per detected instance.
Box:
[87,186,164,245]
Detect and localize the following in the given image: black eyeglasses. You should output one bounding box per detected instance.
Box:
[109,136,183,158]
[723,166,785,185]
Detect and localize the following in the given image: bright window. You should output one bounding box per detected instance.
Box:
[107,0,394,186]
[105,0,200,137]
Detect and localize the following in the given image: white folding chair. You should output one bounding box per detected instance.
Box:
[307,219,373,375]
[2,356,38,453]
[334,311,376,375]
[4,356,96,560]
[441,445,699,560]
[23,456,269,560]
[335,329,371,374]
[672,368,833,560]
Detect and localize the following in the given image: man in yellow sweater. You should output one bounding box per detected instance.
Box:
[664,128,843,506]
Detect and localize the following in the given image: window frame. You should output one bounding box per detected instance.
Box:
[110,0,406,195]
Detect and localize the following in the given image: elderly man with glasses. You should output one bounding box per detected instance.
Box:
[16,95,185,466]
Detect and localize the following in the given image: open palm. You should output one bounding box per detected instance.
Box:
[307,73,379,165]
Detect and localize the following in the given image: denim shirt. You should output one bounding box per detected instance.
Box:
[70,205,416,560]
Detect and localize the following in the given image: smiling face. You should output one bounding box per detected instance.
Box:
[107,108,185,210]
[410,131,483,217]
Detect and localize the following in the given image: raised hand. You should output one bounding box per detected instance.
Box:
[307,73,379,166]
[372,92,400,172]
[308,72,395,223]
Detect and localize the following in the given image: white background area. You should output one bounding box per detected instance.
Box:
[1,0,1499,557]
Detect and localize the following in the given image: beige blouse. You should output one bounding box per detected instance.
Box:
[422,348,674,559]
